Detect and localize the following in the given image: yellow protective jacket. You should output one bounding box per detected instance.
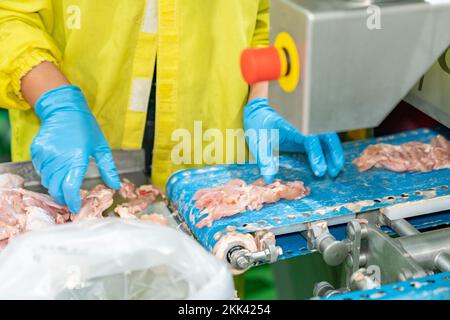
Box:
[0,0,269,188]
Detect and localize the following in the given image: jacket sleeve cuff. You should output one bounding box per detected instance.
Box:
[10,48,60,101]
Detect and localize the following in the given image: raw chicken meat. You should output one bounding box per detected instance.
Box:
[0,173,24,189]
[0,173,169,250]
[0,185,70,244]
[353,135,450,172]
[114,206,137,219]
[194,178,310,229]
[0,239,8,250]
[20,189,70,219]
[25,207,56,231]
[115,199,150,218]
[119,178,137,199]
[71,185,115,222]
[136,184,165,202]
[73,179,163,222]
[140,213,168,225]
[119,179,164,201]
[115,180,165,219]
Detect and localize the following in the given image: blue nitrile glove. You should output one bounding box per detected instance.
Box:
[244,98,344,183]
[31,85,121,213]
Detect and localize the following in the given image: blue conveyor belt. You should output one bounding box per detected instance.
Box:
[166,128,450,252]
[327,270,450,300]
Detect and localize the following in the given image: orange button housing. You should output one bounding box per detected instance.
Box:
[240,47,282,85]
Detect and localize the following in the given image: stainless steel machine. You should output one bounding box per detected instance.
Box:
[242,0,450,133]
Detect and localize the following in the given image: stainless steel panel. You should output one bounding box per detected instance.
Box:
[269,0,450,134]
[0,149,146,188]
[405,46,450,128]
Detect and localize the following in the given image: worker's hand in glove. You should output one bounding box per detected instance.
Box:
[31,85,121,213]
[244,98,344,183]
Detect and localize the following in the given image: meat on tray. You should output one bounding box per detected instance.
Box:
[114,178,165,220]
[0,186,71,243]
[194,178,310,229]
[353,135,450,172]
[0,174,165,250]
[71,185,115,222]
[0,173,24,189]
[118,178,138,199]
[140,213,168,225]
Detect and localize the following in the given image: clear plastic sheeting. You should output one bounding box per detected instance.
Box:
[0,218,235,300]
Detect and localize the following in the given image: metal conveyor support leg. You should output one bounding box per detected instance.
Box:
[303,221,349,267]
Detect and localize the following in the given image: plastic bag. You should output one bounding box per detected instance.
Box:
[0,218,235,300]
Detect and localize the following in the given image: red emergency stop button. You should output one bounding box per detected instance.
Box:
[241,32,300,93]
[241,47,283,85]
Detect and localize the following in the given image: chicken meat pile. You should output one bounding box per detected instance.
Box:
[114,178,166,223]
[193,178,310,229]
[0,175,71,249]
[353,135,450,172]
[0,174,166,250]
[71,185,116,222]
